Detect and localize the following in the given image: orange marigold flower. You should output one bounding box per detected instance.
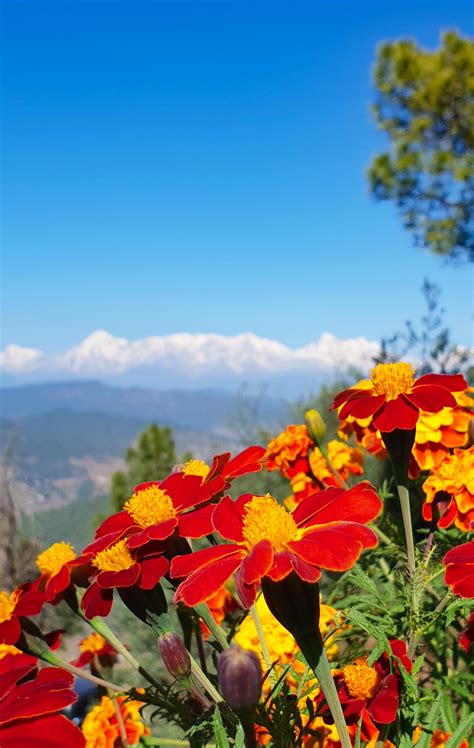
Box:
[81,695,149,748]
[309,440,363,486]
[331,364,466,433]
[413,726,469,747]
[422,447,474,532]
[0,586,44,645]
[265,424,313,479]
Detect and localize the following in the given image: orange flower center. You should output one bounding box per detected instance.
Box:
[182,459,210,479]
[79,632,107,655]
[0,590,20,624]
[0,643,22,659]
[370,362,416,400]
[242,494,298,552]
[93,539,135,573]
[36,541,76,577]
[342,658,382,700]
[123,486,176,528]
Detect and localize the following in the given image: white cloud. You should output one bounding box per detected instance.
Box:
[0,329,380,381]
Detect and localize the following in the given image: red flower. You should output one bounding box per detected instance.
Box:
[443,541,474,598]
[31,541,91,603]
[80,538,169,618]
[316,640,411,727]
[0,651,85,747]
[460,611,474,653]
[72,632,118,668]
[171,482,382,608]
[0,586,45,645]
[331,364,466,433]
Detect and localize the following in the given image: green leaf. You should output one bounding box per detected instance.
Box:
[233,722,246,748]
[213,708,230,748]
[445,713,474,747]
[415,693,442,748]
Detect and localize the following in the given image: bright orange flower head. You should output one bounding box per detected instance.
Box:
[422,447,474,531]
[0,586,45,645]
[171,483,382,608]
[331,364,466,433]
[309,440,363,486]
[81,695,149,748]
[265,424,313,479]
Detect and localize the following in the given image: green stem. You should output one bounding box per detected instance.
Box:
[195,602,230,650]
[312,648,351,748]
[189,653,223,703]
[36,648,127,692]
[89,615,141,670]
[396,484,419,657]
[250,603,275,686]
[318,444,349,489]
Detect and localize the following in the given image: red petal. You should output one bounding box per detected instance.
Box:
[81,583,113,619]
[234,569,257,608]
[222,446,266,478]
[340,393,386,421]
[94,511,133,539]
[293,482,382,527]
[96,564,140,589]
[170,544,243,579]
[266,551,293,581]
[44,566,70,600]
[241,540,273,585]
[138,555,169,589]
[83,530,131,555]
[289,553,321,582]
[415,373,467,392]
[368,674,399,724]
[174,556,242,606]
[331,387,369,410]
[372,396,418,432]
[0,617,21,645]
[127,518,177,548]
[443,541,474,566]
[0,656,37,710]
[0,714,85,748]
[289,523,378,571]
[178,505,214,538]
[406,385,456,412]
[14,589,45,617]
[445,564,474,598]
[0,667,76,723]
[212,495,246,542]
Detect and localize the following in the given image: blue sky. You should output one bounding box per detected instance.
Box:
[2,0,473,354]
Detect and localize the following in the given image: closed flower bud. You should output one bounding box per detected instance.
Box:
[305,409,326,445]
[217,645,262,710]
[158,632,191,678]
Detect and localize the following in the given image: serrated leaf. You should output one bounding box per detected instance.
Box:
[233,722,246,748]
[213,707,230,748]
[445,713,474,747]
[415,693,442,748]
[444,598,470,627]
[411,654,425,677]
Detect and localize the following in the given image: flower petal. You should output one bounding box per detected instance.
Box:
[212,495,247,542]
[415,373,467,391]
[96,564,140,589]
[340,393,386,421]
[0,714,85,748]
[178,505,214,538]
[289,523,378,571]
[406,384,456,412]
[293,482,382,527]
[368,674,399,724]
[81,583,113,619]
[170,544,243,579]
[174,556,242,606]
[221,446,266,478]
[138,555,169,589]
[266,551,293,581]
[372,396,418,432]
[289,553,321,583]
[241,540,273,585]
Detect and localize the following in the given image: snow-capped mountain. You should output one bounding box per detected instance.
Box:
[0,330,380,393]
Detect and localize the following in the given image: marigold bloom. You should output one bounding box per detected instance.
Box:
[80,538,169,619]
[443,540,474,598]
[309,440,364,486]
[81,695,149,748]
[171,483,381,608]
[265,425,313,479]
[0,586,44,644]
[72,632,118,668]
[331,363,466,433]
[422,447,474,531]
[316,640,411,728]
[0,651,85,747]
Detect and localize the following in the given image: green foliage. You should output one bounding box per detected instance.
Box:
[111,424,177,510]
[368,31,474,260]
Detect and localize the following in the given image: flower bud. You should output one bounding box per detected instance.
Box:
[217,645,262,710]
[158,632,191,678]
[305,409,326,445]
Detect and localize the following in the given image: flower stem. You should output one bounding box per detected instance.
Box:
[312,648,351,748]
[195,602,230,650]
[397,484,420,656]
[317,444,349,489]
[37,648,127,692]
[250,603,275,686]
[89,615,141,670]
[189,653,223,703]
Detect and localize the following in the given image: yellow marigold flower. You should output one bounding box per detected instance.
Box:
[309,440,363,486]
[422,446,474,532]
[81,695,149,748]
[265,425,313,478]
[36,541,76,577]
[79,633,108,655]
[182,459,210,479]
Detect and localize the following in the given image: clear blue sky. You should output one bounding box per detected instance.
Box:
[2,0,473,353]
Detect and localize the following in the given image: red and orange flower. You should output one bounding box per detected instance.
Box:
[72,632,118,668]
[80,538,169,618]
[422,447,474,532]
[331,363,466,433]
[443,540,474,599]
[171,482,382,608]
[0,650,85,747]
[0,586,45,645]
[81,694,149,748]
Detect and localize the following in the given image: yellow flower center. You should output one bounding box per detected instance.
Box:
[79,632,107,655]
[0,590,20,624]
[370,362,416,400]
[182,459,210,479]
[123,485,176,528]
[0,643,22,659]
[342,658,382,700]
[242,494,298,552]
[93,539,135,573]
[36,541,76,577]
